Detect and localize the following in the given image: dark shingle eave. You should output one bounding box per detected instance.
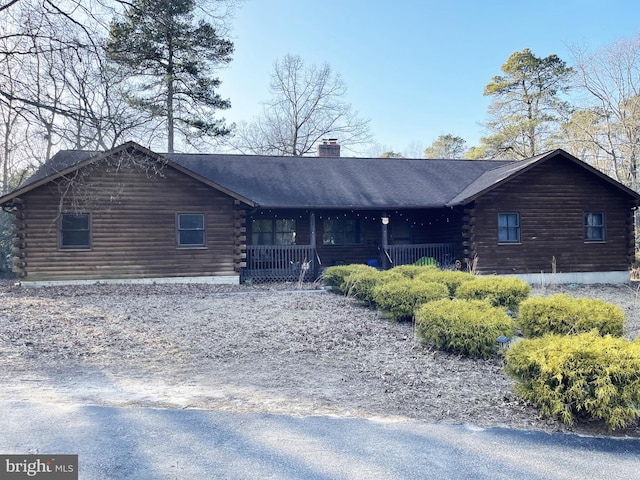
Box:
[255,203,448,209]
[445,152,549,206]
[0,142,259,208]
[10,144,633,212]
[161,160,258,207]
[167,153,510,209]
[1,142,158,203]
[446,149,640,206]
[0,150,103,206]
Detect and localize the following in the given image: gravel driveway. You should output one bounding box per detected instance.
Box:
[0,279,638,437]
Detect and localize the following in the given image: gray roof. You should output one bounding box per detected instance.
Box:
[19,150,99,189]
[2,142,639,209]
[446,153,547,206]
[165,153,511,208]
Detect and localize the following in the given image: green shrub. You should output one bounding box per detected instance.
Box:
[322,264,376,294]
[504,332,640,429]
[518,294,625,338]
[389,264,439,279]
[415,299,516,358]
[344,269,404,305]
[415,270,475,296]
[455,276,530,311]
[372,279,449,321]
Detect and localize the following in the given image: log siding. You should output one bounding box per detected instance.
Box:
[13,159,239,281]
[4,145,637,284]
[467,157,636,274]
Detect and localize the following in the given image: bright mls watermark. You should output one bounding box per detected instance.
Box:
[0,455,77,479]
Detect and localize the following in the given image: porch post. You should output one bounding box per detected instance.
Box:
[381,212,389,269]
[309,212,317,275]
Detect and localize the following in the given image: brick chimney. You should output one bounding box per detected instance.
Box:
[317,138,340,157]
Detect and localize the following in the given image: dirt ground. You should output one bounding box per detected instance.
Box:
[0,279,639,437]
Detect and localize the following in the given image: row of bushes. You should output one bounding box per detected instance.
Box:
[322,263,639,430]
[323,263,527,357]
[509,293,635,429]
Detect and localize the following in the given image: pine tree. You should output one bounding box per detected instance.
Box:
[106,0,233,152]
[481,49,572,159]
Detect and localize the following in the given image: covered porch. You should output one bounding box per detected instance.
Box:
[241,208,461,283]
[242,242,456,283]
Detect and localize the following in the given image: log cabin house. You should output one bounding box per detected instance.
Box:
[1,141,639,286]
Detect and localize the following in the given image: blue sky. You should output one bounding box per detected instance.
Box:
[218,0,640,156]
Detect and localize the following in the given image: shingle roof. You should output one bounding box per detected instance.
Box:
[165,153,511,208]
[446,152,549,206]
[446,149,640,205]
[2,142,638,209]
[21,150,99,188]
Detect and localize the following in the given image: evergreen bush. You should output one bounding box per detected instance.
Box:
[415,299,517,358]
[518,294,625,337]
[322,264,376,294]
[389,264,439,279]
[372,279,449,321]
[344,268,404,305]
[504,332,640,429]
[415,270,475,297]
[455,276,530,311]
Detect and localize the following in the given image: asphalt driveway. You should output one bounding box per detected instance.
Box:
[0,400,638,479]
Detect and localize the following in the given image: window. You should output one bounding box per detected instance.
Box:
[323,218,364,246]
[251,218,296,245]
[177,213,205,247]
[498,213,520,243]
[584,212,605,242]
[391,222,412,245]
[60,214,91,249]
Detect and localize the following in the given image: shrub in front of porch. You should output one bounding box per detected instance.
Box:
[322,264,377,294]
[372,279,449,321]
[345,269,404,305]
[504,332,640,429]
[415,299,516,358]
[454,277,530,312]
[518,294,625,338]
[390,264,439,279]
[415,270,475,297]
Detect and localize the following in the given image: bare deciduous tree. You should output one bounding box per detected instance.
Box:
[229,54,371,156]
[570,38,640,191]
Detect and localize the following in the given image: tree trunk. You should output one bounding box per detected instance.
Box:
[167,35,175,153]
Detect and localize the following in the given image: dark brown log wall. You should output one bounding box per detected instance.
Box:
[467,157,636,274]
[14,156,239,281]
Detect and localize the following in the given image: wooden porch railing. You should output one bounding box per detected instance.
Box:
[242,243,455,282]
[386,243,455,268]
[244,245,317,282]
